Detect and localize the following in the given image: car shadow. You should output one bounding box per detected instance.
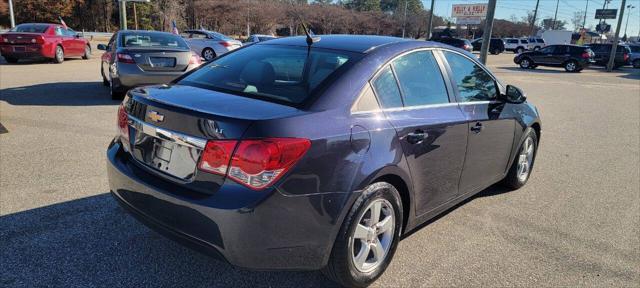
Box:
[401,184,511,240]
[0,193,339,287]
[0,82,117,106]
[496,66,571,74]
[0,57,88,65]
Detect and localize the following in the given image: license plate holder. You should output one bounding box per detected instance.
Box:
[13,46,25,52]
[150,57,176,68]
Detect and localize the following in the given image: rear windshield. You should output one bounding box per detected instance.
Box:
[211,32,232,40]
[179,45,360,105]
[10,24,49,33]
[121,32,188,49]
[258,36,277,42]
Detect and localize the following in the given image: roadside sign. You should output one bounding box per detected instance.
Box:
[456,17,482,25]
[452,4,488,18]
[595,9,617,19]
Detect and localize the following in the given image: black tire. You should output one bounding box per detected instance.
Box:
[519,57,533,69]
[633,59,640,69]
[201,48,216,61]
[322,182,403,288]
[53,45,64,63]
[502,128,538,189]
[491,48,501,55]
[4,56,18,63]
[110,79,124,100]
[564,60,579,72]
[82,45,91,60]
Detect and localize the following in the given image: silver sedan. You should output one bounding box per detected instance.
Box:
[182,30,242,61]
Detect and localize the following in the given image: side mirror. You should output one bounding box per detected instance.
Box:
[97,44,107,51]
[500,85,527,103]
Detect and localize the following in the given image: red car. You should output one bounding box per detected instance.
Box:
[0,23,91,64]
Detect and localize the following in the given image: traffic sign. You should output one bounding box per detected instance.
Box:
[595,9,617,19]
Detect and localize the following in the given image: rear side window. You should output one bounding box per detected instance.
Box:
[180,45,358,105]
[443,51,497,102]
[507,39,518,44]
[521,39,529,44]
[352,84,380,112]
[537,39,545,43]
[553,46,568,54]
[371,66,403,108]
[391,51,449,106]
[10,24,49,33]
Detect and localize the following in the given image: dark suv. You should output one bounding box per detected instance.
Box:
[471,38,506,55]
[514,44,594,72]
[587,43,631,68]
[429,37,472,52]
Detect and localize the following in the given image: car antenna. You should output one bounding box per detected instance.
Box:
[300,22,320,46]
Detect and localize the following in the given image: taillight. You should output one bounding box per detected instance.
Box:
[198,140,238,175]
[34,35,45,44]
[198,138,311,190]
[117,103,129,141]
[219,41,232,47]
[1,36,7,43]
[189,52,202,65]
[117,53,135,64]
[624,53,629,61]
[581,51,590,59]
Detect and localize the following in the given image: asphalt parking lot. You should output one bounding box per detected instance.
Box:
[1,47,639,287]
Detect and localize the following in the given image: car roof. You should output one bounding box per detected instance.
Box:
[257,35,411,53]
[119,30,178,35]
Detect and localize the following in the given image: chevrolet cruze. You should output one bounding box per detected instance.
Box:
[107,35,541,287]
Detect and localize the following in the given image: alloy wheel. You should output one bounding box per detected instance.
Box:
[351,199,395,273]
[517,137,535,182]
[520,59,530,68]
[203,49,215,61]
[566,62,576,72]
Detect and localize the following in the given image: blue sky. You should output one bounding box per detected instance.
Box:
[424,0,640,37]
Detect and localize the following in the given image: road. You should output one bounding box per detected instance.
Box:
[1,48,639,287]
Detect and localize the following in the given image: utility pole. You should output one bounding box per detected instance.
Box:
[606,0,626,71]
[624,5,635,38]
[8,0,15,28]
[402,0,408,38]
[479,0,497,65]
[583,0,589,28]
[133,3,138,30]
[530,0,540,36]
[119,0,128,30]
[552,0,560,30]
[426,0,436,39]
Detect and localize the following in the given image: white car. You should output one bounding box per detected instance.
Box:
[182,30,242,61]
[503,38,530,54]
[528,37,546,51]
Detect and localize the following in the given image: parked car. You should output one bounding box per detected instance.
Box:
[98,30,202,99]
[429,37,472,52]
[245,34,277,44]
[514,44,594,72]
[627,44,640,68]
[107,35,541,287]
[470,38,506,54]
[528,37,546,50]
[504,38,530,54]
[0,23,90,63]
[587,43,631,69]
[181,29,242,61]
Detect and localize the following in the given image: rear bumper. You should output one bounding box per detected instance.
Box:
[107,139,351,270]
[114,63,198,91]
[0,44,49,59]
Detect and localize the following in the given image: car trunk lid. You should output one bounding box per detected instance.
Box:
[123,84,304,193]
[124,48,192,72]
[1,33,43,45]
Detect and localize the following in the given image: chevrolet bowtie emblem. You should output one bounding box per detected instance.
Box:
[147,110,165,123]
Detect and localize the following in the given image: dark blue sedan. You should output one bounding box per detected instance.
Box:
[107,35,541,287]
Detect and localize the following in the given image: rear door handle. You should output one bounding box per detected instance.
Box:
[406,130,427,144]
[470,122,483,133]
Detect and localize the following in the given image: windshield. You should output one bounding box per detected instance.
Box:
[10,24,49,33]
[121,32,189,49]
[179,45,360,105]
